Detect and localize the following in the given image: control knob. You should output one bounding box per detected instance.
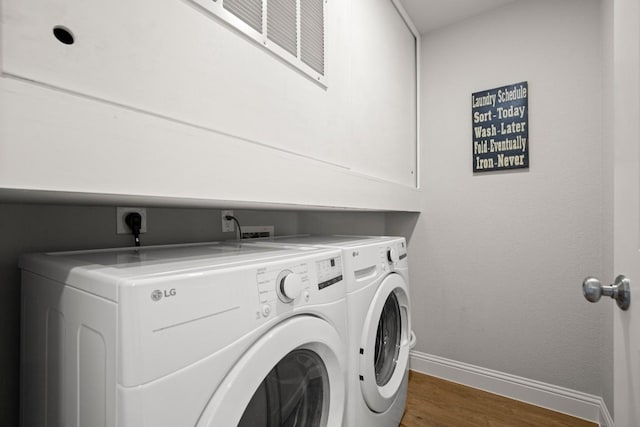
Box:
[387,248,399,263]
[277,270,302,302]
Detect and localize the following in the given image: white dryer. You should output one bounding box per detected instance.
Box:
[19,241,347,427]
[245,235,413,427]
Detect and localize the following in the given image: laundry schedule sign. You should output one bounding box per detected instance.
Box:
[472,81,529,172]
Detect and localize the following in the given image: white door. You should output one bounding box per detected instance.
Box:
[613,0,640,424]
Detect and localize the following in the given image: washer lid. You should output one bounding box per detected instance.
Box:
[19,241,327,301]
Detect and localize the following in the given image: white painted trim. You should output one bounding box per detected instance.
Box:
[410,351,614,427]
[390,0,419,37]
[599,399,614,427]
[414,33,421,190]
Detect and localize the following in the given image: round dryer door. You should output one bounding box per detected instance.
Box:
[359,273,410,413]
[196,316,346,427]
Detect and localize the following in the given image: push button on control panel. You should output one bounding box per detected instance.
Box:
[262,304,271,317]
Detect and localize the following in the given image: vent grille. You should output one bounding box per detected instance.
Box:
[300,0,324,75]
[199,0,326,83]
[267,0,298,57]
[224,0,263,33]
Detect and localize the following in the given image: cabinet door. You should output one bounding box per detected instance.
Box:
[348,0,418,187]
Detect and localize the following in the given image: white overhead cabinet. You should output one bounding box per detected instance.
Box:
[0,0,419,211]
[348,0,417,188]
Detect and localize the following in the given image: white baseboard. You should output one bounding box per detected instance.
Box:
[410,351,614,427]
[599,401,614,427]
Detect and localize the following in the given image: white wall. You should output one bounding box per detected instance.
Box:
[412,0,610,402]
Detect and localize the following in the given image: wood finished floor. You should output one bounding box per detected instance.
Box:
[400,371,597,427]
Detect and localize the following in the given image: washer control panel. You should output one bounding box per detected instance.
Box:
[276,270,302,302]
[254,253,344,320]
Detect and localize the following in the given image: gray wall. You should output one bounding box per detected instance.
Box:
[298,211,386,235]
[412,0,611,405]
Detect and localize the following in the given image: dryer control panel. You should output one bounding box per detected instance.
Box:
[316,256,343,290]
[381,240,408,267]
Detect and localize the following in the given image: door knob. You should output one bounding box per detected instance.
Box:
[582,275,631,310]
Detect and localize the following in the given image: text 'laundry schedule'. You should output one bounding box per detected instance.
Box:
[472,81,529,172]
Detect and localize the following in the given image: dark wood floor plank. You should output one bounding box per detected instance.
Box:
[400,371,597,427]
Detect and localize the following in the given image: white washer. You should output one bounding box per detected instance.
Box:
[245,235,413,427]
[19,241,347,427]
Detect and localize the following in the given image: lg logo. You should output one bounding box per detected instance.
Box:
[352,251,359,258]
[150,289,177,302]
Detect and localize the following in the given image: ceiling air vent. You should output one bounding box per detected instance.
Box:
[191,0,327,86]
